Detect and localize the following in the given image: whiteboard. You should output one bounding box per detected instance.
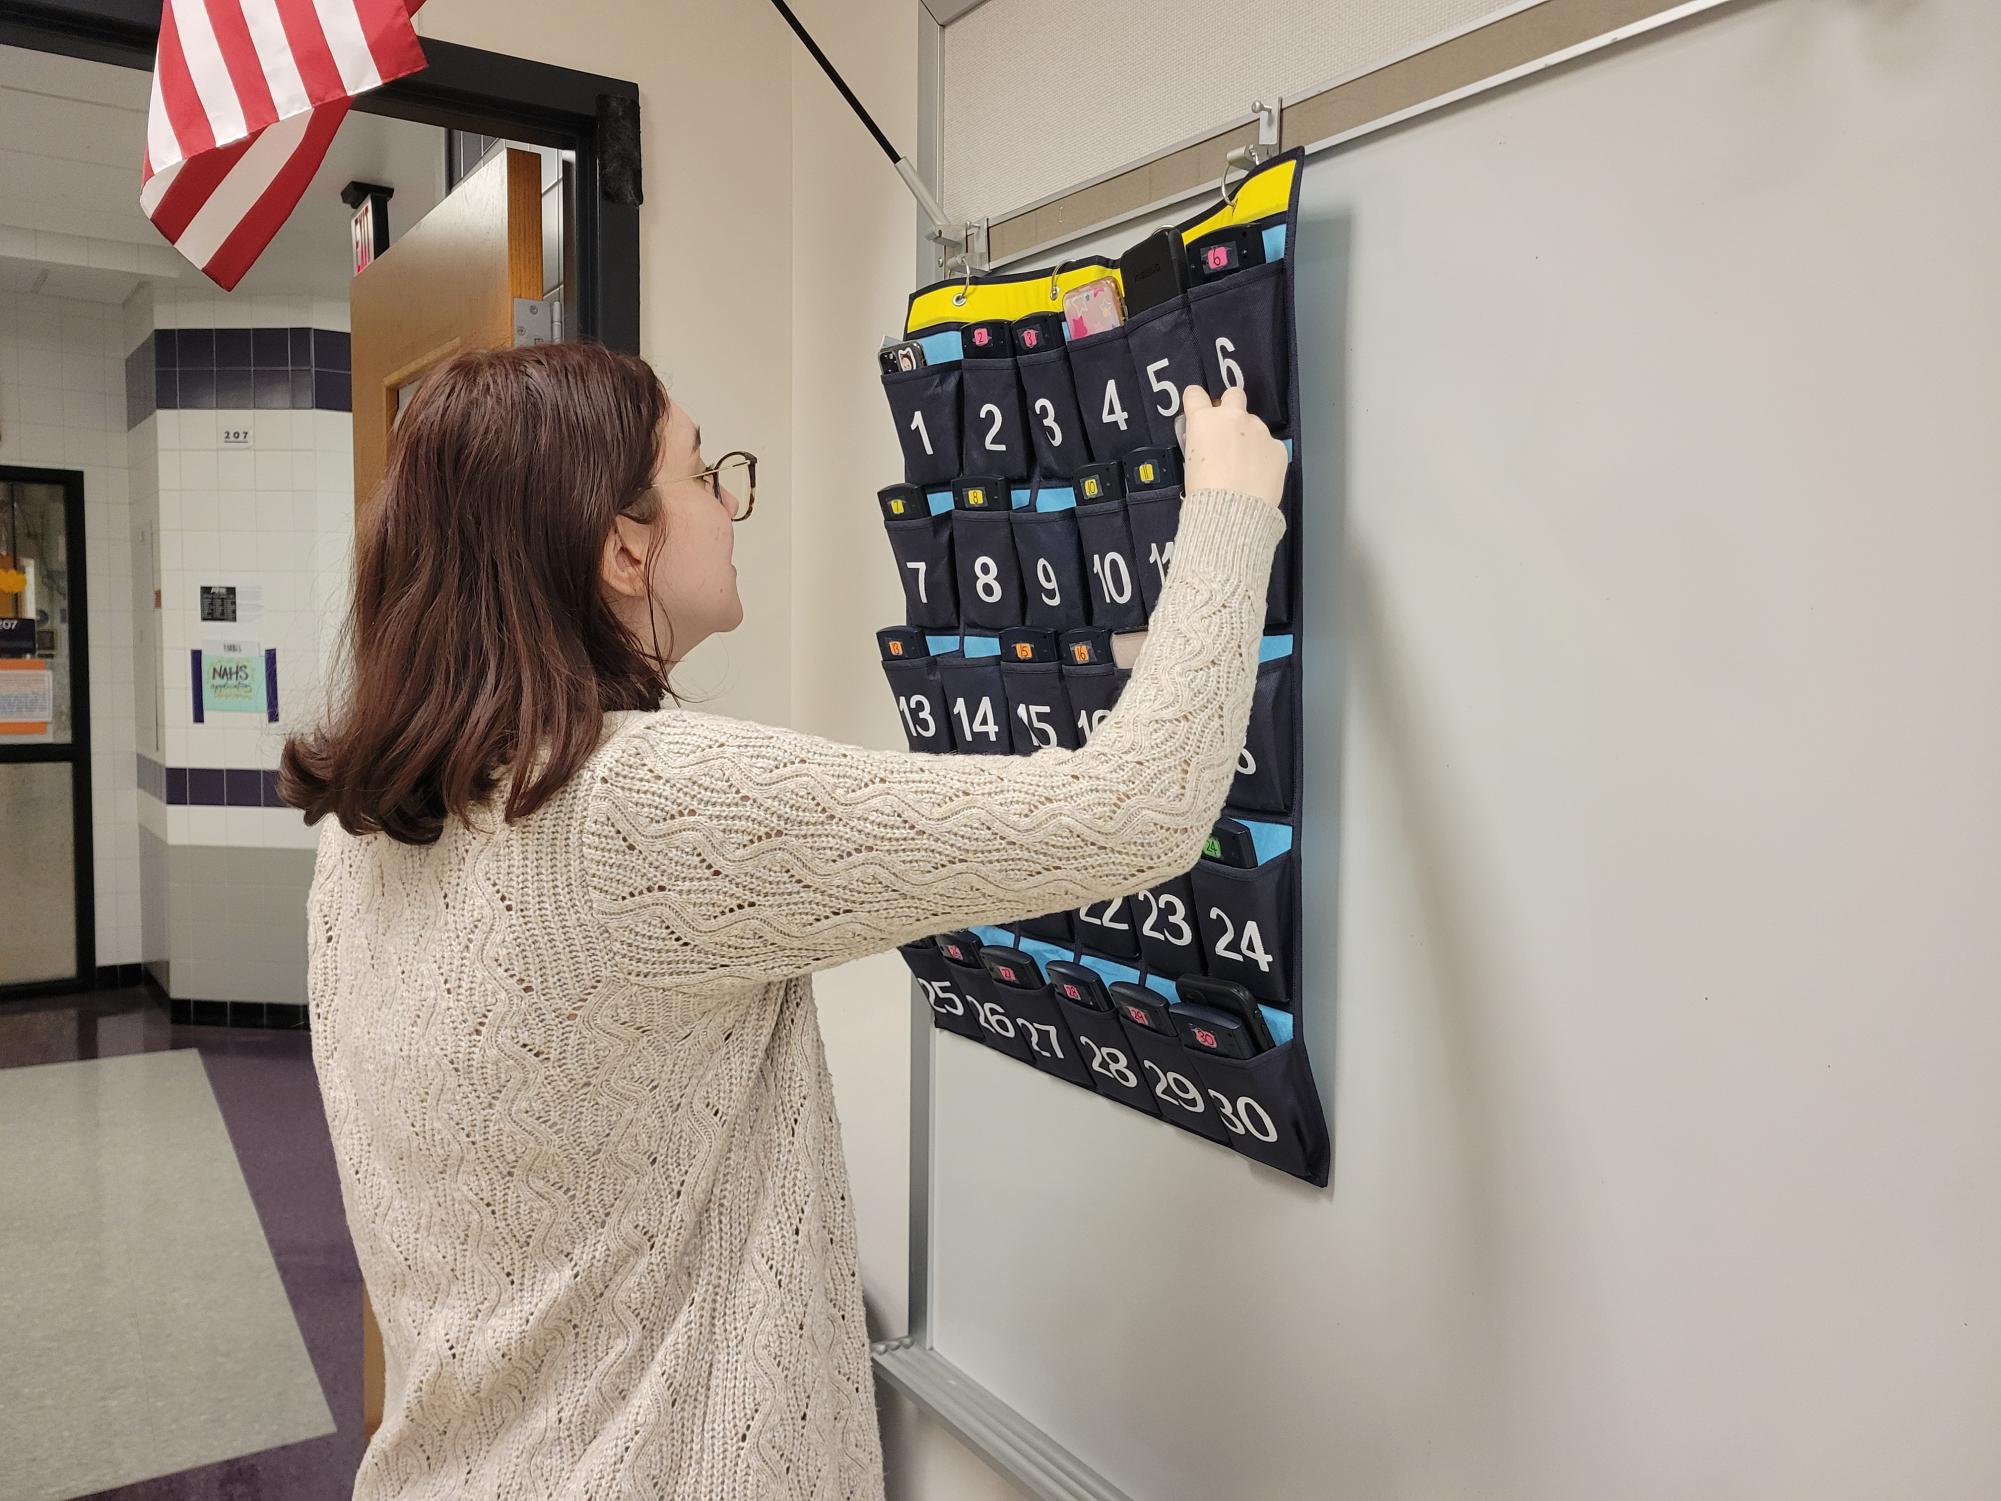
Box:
[921,1,2001,1497]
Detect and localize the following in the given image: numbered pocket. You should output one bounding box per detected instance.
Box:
[1015,344,1087,478]
[1075,499,1146,632]
[1016,909,1074,946]
[996,981,1095,1089]
[1073,891,1141,960]
[1133,871,1205,979]
[1190,842,1296,1005]
[1123,487,1182,618]
[951,504,1026,631]
[883,361,963,486]
[1122,297,1204,451]
[1053,969,1160,1118]
[1229,638,1296,815]
[881,502,957,630]
[1061,658,1126,747]
[1065,323,1146,463]
[902,940,985,1043]
[999,658,1079,755]
[880,654,953,754]
[960,356,1032,481]
[1264,456,1298,629]
[935,651,1011,756]
[1010,503,1089,633]
[1188,1040,1330,1183]
[1117,1015,1230,1143]
[939,948,1035,1061]
[1190,259,1290,434]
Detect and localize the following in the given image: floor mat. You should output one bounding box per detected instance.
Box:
[0,1049,335,1500]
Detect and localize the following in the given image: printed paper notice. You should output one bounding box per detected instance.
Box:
[0,661,53,734]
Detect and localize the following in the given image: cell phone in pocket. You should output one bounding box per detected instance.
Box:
[1107,981,1175,1035]
[878,483,928,521]
[963,319,1012,358]
[935,930,984,967]
[1075,462,1123,504]
[979,945,1045,992]
[953,475,1009,511]
[1186,225,1266,284]
[1013,312,1065,355]
[876,626,931,661]
[1000,627,1059,664]
[1046,961,1112,1012]
[1118,227,1189,317]
[1060,627,1115,667]
[1203,816,1258,868]
[1123,446,1182,492]
[1175,975,1276,1053]
[1169,1002,1259,1059]
[1063,276,1125,340]
[878,340,927,374]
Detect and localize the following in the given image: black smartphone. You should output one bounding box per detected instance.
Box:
[953,475,1009,511]
[1046,961,1112,1012]
[934,930,983,967]
[876,626,931,662]
[1012,312,1065,355]
[1000,627,1059,664]
[878,339,928,374]
[1108,981,1175,1035]
[878,483,927,521]
[1186,225,1266,284]
[1060,627,1115,667]
[1075,462,1124,504]
[979,945,1045,991]
[1118,227,1189,317]
[1202,816,1258,869]
[1123,446,1181,493]
[1169,1002,1259,1059]
[1175,974,1275,1053]
[963,319,1013,358]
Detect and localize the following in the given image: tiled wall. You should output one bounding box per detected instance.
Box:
[130,289,356,1013]
[0,290,141,964]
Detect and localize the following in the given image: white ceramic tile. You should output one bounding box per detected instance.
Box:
[217,531,259,571]
[217,449,256,490]
[178,531,218,571]
[289,452,315,489]
[179,492,220,531]
[254,450,290,491]
[186,806,228,844]
[180,449,218,490]
[179,411,217,449]
[312,411,351,452]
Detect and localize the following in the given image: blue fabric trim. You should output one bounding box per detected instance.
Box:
[1262,224,1288,262]
[1242,817,1295,864]
[1076,953,1142,989]
[914,330,963,366]
[924,634,961,657]
[1033,486,1077,512]
[1262,1006,1294,1045]
[962,634,1002,660]
[971,924,1013,948]
[1258,634,1295,663]
[1016,936,1069,971]
[1010,487,1032,510]
[1283,437,1295,459]
[926,489,954,516]
[1143,973,1177,1002]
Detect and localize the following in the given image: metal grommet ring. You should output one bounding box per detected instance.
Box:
[1048,268,1061,303]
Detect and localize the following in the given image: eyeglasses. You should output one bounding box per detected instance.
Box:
[690,451,757,522]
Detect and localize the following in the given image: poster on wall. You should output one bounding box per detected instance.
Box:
[192,641,278,723]
[0,658,52,735]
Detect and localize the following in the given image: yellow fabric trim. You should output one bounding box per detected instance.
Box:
[1181,157,1297,246]
[908,263,1119,336]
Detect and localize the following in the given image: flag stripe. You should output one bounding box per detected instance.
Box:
[273,0,349,105]
[152,5,214,165]
[149,137,255,241]
[169,0,249,148]
[198,103,349,289]
[309,0,384,95]
[205,0,280,128]
[239,0,312,118]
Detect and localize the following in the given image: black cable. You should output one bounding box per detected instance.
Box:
[765,0,902,166]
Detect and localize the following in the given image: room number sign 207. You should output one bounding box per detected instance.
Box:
[222,426,254,447]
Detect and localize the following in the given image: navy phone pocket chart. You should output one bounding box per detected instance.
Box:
[875,152,1330,1187]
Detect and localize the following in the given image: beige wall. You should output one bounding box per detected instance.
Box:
[418,3,1018,1495]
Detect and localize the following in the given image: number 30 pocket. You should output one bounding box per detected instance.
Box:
[1187,1039,1330,1183]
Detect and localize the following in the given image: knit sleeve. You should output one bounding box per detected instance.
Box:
[581,489,1286,982]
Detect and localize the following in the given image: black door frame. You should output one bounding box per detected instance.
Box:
[0,0,641,354]
[0,467,94,1000]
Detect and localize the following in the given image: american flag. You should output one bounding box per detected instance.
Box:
[141,0,428,290]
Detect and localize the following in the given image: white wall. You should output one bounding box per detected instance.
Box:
[0,289,140,965]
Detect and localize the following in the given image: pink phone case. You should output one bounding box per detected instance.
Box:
[1064,280,1123,341]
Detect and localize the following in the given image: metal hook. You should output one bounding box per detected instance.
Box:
[950,254,973,307]
[1221,99,1281,206]
[1048,266,1061,303]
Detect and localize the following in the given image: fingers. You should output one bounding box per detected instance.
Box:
[1218,384,1250,413]
[1181,384,1212,413]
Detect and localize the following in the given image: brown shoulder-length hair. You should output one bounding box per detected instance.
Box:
[282,341,671,845]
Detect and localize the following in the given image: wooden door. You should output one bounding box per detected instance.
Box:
[347,146,543,1436]
[349,145,545,509]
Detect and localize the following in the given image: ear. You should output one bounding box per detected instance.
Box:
[601,513,654,601]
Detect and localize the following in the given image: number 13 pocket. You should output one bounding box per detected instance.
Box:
[1190,822,1297,1006]
[879,649,953,754]
[1009,494,1089,634]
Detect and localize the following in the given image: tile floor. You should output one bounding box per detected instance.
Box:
[0,987,364,1499]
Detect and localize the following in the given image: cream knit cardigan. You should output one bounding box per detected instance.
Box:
[309,489,1284,1499]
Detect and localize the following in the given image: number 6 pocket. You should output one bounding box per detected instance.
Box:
[1009,497,1090,634]
[951,496,1026,632]
[1190,830,1296,1006]
[1187,1039,1330,1183]
[935,646,1011,756]
[901,939,986,1044]
[1015,344,1087,478]
[998,657,1079,755]
[881,360,963,486]
[959,356,1032,482]
[1228,636,1297,816]
[1189,259,1291,435]
[879,487,958,630]
[1074,498,1146,632]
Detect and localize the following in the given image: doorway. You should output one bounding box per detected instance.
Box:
[0,468,91,995]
